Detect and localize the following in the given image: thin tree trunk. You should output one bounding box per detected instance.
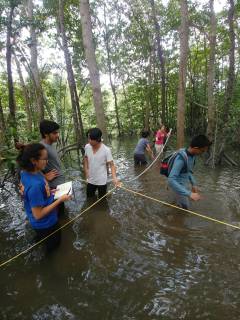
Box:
[79,0,108,142]
[121,79,133,133]
[206,0,217,142]
[144,56,152,131]
[0,97,6,146]
[177,0,189,148]
[14,52,32,133]
[27,0,44,121]
[223,0,235,125]
[150,0,166,124]
[144,85,150,131]
[218,0,235,158]
[58,0,84,147]
[103,4,121,136]
[6,5,18,142]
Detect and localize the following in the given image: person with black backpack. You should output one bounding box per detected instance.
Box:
[166,135,211,209]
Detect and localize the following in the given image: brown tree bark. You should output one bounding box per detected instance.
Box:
[223,0,235,124]
[177,0,189,148]
[6,4,18,142]
[150,0,166,124]
[58,0,84,147]
[121,78,133,134]
[27,0,44,121]
[79,0,108,142]
[218,0,235,163]
[0,97,6,146]
[144,54,153,131]
[14,52,32,133]
[206,0,217,142]
[103,4,121,136]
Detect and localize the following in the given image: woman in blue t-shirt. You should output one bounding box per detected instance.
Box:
[17,143,71,252]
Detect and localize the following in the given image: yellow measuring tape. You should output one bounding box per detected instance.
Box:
[0,187,116,268]
[120,185,240,230]
[1,152,239,268]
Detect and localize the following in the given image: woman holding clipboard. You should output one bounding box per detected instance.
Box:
[17,143,71,253]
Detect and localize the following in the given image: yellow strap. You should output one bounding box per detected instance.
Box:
[0,187,116,268]
[1,146,238,268]
[120,185,240,230]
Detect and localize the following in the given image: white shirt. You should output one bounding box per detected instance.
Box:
[85,143,113,185]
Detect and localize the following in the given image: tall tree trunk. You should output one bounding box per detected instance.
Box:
[121,79,133,134]
[144,55,152,131]
[14,52,32,133]
[79,0,108,142]
[165,66,169,124]
[218,0,235,161]
[58,0,84,147]
[206,0,217,142]
[14,43,38,128]
[177,0,189,148]
[0,97,6,146]
[223,0,235,124]
[103,4,121,136]
[150,0,166,124]
[6,5,18,142]
[27,0,44,121]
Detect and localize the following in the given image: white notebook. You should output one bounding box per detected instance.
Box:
[54,181,73,200]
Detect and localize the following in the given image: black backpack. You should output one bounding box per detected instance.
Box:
[160,149,189,177]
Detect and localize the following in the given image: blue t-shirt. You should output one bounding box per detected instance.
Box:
[134,138,149,155]
[20,171,58,229]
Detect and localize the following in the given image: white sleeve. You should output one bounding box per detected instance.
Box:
[84,144,89,156]
[106,147,113,162]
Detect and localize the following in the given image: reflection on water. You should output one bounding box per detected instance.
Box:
[1,137,240,319]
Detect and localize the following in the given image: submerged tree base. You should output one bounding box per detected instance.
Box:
[205,150,238,168]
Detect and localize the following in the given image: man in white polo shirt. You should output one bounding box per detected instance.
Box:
[84,128,120,198]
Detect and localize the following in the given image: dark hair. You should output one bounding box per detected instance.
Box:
[141,130,149,138]
[40,120,60,138]
[16,143,46,171]
[190,135,212,148]
[85,129,90,138]
[88,128,102,142]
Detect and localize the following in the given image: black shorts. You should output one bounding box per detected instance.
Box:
[134,154,147,165]
[34,223,61,253]
[87,183,107,198]
[58,202,66,217]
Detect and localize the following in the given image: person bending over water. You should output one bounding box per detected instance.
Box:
[134,130,154,165]
[168,135,211,209]
[17,143,71,252]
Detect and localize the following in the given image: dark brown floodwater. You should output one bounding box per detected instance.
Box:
[1,137,240,319]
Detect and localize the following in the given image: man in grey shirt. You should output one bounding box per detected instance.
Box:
[40,120,66,216]
[40,120,65,189]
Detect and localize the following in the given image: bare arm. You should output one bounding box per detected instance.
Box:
[44,170,59,182]
[146,144,154,159]
[108,160,121,187]
[84,156,89,180]
[31,194,71,220]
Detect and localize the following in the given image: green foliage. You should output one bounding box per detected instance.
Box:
[0,0,240,152]
[0,144,18,173]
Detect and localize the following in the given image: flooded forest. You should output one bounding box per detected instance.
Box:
[1,0,240,319]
